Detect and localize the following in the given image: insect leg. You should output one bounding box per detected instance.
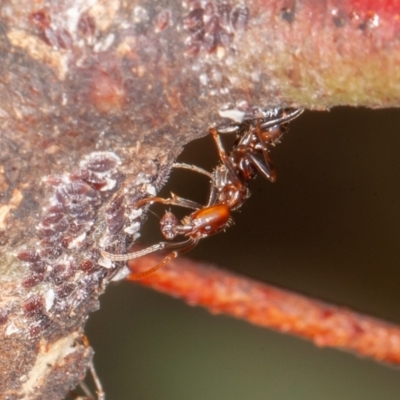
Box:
[89,361,105,400]
[205,183,218,207]
[246,151,276,182]
[101,238,196,262]
[101,242,168,262]
[172,163,216,207]
[248,121,277,182]
[127,238,199,280]
[209,128,244,187]
[173,162,213,179]
[74,336,105,400]
[135,192,202,210]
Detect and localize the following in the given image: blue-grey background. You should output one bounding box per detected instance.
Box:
[85,108,400,399]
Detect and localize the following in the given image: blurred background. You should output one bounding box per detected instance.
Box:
[85,108,400,400]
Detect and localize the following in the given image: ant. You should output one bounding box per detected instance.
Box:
[101,108,303,279]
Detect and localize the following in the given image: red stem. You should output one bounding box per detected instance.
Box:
[128,254,400,366]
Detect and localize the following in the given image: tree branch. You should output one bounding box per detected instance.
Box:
[1,0,399,398]
[128,253,400,366]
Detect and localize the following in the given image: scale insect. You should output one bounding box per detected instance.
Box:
[101,108,303,279]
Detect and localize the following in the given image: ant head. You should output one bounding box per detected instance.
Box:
[160,211,179,240]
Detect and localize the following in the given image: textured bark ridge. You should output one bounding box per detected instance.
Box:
[0,0,399,398]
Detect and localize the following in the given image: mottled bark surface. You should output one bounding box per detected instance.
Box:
[0,0,399,398]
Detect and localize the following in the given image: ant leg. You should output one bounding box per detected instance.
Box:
[246,151,276,182]
[209,128,244,187]
[172,162,217,207]
[74,337,105,400]
[246,121,277,182]
[205,183,218,207]
[102,242,168,262]
[74,362,105,400]
[89,361,105,400]
[169,192,203,210]
[173,162,213,179]
[127,238,199,280]
[77,380,94,399]
[135,192,202,210]
[101,238,195,262]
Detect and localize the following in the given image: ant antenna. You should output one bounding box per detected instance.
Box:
[147,208,161,220]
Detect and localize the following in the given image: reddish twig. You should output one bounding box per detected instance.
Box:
[128,254,400,366]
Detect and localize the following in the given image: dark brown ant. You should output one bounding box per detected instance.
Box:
[101,108,303,279]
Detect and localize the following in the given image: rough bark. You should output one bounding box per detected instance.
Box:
[0,0,399,398]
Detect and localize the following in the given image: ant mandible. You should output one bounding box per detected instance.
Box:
[101,108,303,279]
